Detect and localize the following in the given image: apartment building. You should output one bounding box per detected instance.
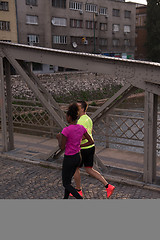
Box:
[15,0,136,72]
[0,0,18,42]
[135,4,147,60]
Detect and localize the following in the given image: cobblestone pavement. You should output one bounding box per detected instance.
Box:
[1,157,160,199]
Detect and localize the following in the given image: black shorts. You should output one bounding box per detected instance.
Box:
[79,146,95,168]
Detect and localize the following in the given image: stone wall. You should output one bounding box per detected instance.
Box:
[10,71,127,100]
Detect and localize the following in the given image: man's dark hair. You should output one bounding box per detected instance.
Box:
[78,100,88,112]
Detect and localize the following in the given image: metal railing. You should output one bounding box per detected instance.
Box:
[11,98,61,137]
[94,107,160,155]
[1,99,160,156]
[93,108,145,151]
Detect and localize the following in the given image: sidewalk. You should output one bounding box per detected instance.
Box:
[1,132,160,193]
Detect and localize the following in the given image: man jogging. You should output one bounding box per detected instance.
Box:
[71,100,115,199]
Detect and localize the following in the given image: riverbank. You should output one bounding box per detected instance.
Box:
[11,71,125,102]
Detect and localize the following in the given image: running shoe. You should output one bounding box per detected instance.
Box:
[106,184,115,198]
[69,189,83,197]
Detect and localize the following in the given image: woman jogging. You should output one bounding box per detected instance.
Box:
[56,103,94,199]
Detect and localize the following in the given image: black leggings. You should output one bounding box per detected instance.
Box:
[62,153,83,199]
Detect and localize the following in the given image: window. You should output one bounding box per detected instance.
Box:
[32,62,43,71]
[86,21,97,29]
[99,7,107,15]
[0,21,10,31]
[124,10,131,18]
[136,14,146,27]
[26,0,37,6]
[85,3,97,13]
[112,9,120,17]
[124,25,131,33]
[52,0,66,8]
[0,1,9,11]
[112,24,120,32]
[53,35,67,44]
[100,23,107,31]
[0,39,11,42]
[124,39,131,46]
[26,15,38,25]
[99,38,107,46]
[27,34,39,45]
[49,65,54,71]
[52,17,67,26]
[69,1,82,10]
[86,37,97,45]
[112,39,120,47]
[70,19,83,28]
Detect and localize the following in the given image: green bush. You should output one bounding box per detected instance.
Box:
[54,84,122,103]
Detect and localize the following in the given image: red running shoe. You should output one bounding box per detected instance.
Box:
[69,189,83,197]
[106,184,115,198]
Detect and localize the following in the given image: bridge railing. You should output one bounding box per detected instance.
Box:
[93,108,145,151]
[11,98,60,137]
[93,108,160,155]
[1,98,160,156]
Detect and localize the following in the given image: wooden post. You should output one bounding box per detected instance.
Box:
[106,114,110,148]
[5,59,14,150]
[144,92,158,183]
[0,57,8,151]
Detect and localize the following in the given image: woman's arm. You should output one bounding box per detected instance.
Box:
[56,133,66,150]
[81,127,93,140]
[80,132,94,148]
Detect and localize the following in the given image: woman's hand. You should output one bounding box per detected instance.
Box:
[56,133,62,147]
[56,133,62,140]
[80,132,94,148]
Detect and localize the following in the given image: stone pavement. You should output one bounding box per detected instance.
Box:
[1,132,160,199]
[1,156,160,199]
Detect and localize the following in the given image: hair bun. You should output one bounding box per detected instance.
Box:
[67,103,79,121]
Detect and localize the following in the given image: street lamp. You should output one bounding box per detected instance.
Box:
[93,12,96,53]
[85,0,97,53]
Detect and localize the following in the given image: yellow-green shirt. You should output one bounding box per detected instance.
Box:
[77,114,95,149]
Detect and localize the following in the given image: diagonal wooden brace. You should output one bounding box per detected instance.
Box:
[91,83,137,122]
[3,49,66,129]
[18,60,66,121]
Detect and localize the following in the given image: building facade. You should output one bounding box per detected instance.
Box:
[135,4,147,60]
[15,0,136,72]
[0,0,18,42]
